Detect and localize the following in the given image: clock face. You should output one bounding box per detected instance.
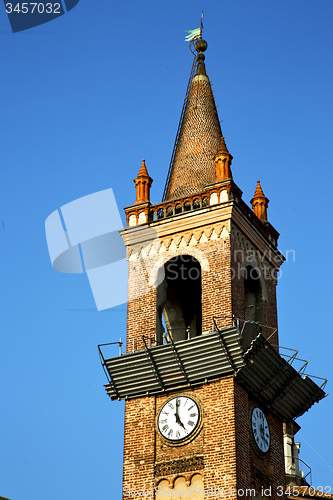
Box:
[157,396,200,441]
[251,407,270,453]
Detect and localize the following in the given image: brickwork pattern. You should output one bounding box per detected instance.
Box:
[202,377,238,499]
[122,379,288,499]
[230,236,279,345]
[234,382,287,497]
[123,397,156,497]
[165,76,222,201]
[125,217,280,351]
[126,261,156,352]
[154,455,204,476]
[126,235,233,352]
[123,201,285,499]
[234,382,251,490]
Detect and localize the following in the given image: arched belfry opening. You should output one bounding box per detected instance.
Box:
[244,265,265,325]
[156,255,202,343]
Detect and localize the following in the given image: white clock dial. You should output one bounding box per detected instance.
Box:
[251,407,270,453]
[157,396,200,441]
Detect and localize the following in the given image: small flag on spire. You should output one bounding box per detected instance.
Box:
[185,28,201,42]
[185,12,203,42]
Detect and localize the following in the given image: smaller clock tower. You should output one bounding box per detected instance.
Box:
[99,36,327,500]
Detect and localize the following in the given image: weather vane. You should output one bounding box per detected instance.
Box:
[185,11,204,42]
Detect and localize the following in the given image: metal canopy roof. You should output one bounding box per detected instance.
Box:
[236,334,327,421]
[99,323,327,422]
[102,326,245,400]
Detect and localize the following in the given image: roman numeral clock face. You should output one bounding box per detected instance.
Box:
[157,396,200,442]
[251,407,271,454]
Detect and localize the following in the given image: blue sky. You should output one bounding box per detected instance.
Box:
[1,0,333,498]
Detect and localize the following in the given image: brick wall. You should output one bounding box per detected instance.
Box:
[125,215,280,352]
[122,380,287,499]
[122,199,284,499]
[123,397,156,498]
[230,235,279,346]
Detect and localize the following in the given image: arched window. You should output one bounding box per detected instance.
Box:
[156,255,202,343]
[244,265,265,325]
[175,203,182,214]
[166,206,173,217]
[193,198,201,209]
[156,475,203,499]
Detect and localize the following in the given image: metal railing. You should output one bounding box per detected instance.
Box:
[97,318,327,392]
[98,339,123,383]
[212,315,277,340]
[285,455,312,485]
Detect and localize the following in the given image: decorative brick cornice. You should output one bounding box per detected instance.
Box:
[155,456,204,476]
[124,179,241,227]
[124,181,279,251]
[127,222,230,263]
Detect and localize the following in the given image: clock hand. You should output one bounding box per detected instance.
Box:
[177,419,187,431]
[174,399,186,430]
[174,412,181,424]
[175,399,183,421]
[174,413,186,431]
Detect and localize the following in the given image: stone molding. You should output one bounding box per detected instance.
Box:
[128,222,230,262]
[155,456,204,477]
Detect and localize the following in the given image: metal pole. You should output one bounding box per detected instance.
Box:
[119,337,122,356]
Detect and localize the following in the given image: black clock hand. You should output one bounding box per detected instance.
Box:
[174,412,181,424]
[177,418,187,430]
[174,399,186,430]
[174,399,180,421]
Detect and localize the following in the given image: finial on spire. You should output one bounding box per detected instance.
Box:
[185,12,205,44]
[194,14,207,75]
[134,159,153,205]
[214,136,233,182]
[195,38,208,53]
[251,180,269,221]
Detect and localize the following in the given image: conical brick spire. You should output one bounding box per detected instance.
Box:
[164,40,222,201]
[251,180,269,221]
[134,159,153,204]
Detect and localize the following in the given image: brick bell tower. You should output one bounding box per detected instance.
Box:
[99,36,326,499]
